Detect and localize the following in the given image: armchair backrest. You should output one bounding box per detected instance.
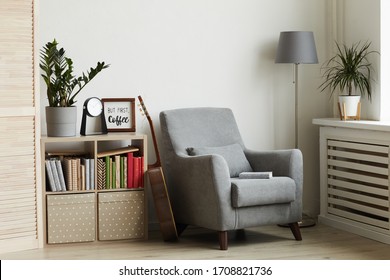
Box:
[159,107,245,157]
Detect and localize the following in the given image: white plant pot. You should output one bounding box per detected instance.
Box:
[338,95,361,118]
[46,106,77,137]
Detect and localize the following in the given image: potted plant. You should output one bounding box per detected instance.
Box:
[319,41,378,120]
[40,39,109,136]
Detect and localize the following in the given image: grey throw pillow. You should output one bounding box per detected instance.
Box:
[186,143,253,177]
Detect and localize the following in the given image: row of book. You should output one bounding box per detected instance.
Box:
[45,157,95,192]
[97,153,144,189]
[45,146,144,192]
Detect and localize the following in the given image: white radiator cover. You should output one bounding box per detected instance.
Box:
[319,126,390,244]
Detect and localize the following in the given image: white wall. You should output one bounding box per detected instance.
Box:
[381,0,390,120]
[342,0,381,120]
[39,0,331,221]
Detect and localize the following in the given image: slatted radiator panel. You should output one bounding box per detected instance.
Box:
[0,0,39,253]
[327,139,390,230]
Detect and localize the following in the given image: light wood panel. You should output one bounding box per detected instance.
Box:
[0,0,39,254]
[0,0,34,108]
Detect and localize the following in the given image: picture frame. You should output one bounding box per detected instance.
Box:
[101,98,136,132]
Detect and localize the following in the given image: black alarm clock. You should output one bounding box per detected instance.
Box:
[80,97,108,135]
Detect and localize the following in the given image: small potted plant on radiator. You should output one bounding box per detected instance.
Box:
[319,41,378,120]
[40,39,109,136]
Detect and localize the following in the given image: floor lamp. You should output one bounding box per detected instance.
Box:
[275,31,318,227]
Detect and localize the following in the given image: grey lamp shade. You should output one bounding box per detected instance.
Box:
[275,31,318,64]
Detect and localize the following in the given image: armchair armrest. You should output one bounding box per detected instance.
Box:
[166,153,236,230]
[244,149,303,189]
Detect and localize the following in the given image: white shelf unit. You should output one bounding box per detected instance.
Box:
[40,133,148,245]
[314,119,390,244]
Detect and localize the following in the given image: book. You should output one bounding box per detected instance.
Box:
[71,158,79,191]
[127,152,134,188]
[49,159,61,191]
[115,155,120,188]
[90,158,95,190]
[46,151,85,157]
[80,163,86,191]
[82,158,90,190]
[97,158,106,190]
[55,159,67,191]
[124,157,127,188]
[239,171,273,179]
[97,146,139,158]
[112,161,116,188]
[133,156,141,188]
[45,160,56,192]
[120,156,125,188]
[76,158,82,190]
[63,158,73,191]
[140,156,144,188]
[105,156,111,189]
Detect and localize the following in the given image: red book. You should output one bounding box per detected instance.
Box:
[140,156,144,188]
[133,156,140,188]
[127,152,134,188]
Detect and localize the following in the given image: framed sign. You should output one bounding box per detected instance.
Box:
[101,98,136,132]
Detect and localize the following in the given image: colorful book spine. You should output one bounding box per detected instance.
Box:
[55,159,67,191]
[49,159,61,191]
[82,158,90,190]
[63,158,72,191]
[80,163,86,191]
[120,156,125,188]
[105,156,111,189]
[97,158,106,190]
[115,155,120,189]
[71,158,78,191]
[76,158,81,191]
[133,156,140,188]
[124,157,127,188]
[112,160,116,188]
[45,160,56,192]
[140,156,144,188]
[90,158,95,190]
[127,152,134,188]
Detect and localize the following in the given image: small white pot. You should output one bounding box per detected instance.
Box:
[338,95,361,118]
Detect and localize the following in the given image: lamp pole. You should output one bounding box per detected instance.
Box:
[275,31,318,228]
[294,63,299,149]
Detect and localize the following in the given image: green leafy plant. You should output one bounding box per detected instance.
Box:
[40,39,109,107]
[319,41,378,101]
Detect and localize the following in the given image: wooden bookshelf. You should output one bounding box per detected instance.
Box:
[40,133,148,245]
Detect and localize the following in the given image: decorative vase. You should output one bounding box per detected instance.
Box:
[46,106,77,137]
[338,95,361,120]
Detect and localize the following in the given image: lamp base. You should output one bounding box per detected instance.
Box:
[297,215,316,228]
[278,214,316,228]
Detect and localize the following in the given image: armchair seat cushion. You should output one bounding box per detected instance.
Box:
[231,177,296,208]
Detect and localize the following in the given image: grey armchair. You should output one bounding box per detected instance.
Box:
[159,107,303,250]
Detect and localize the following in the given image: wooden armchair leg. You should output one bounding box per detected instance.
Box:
[218,231,228,250]
[289,222,302,241]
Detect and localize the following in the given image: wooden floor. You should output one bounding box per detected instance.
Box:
[1,223,390,260]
